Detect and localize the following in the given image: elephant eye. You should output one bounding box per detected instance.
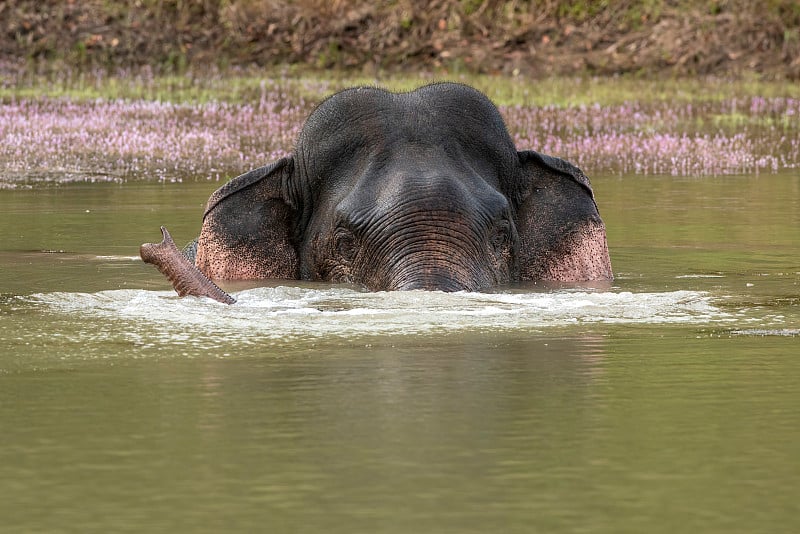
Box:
[334,227,357,263]
[491,220,511,251]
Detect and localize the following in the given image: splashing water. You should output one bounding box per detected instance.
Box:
[21,287,737,347]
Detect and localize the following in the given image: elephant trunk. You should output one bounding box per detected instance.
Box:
[140,226,236,304]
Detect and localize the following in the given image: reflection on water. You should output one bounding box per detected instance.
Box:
[1,175,799,533]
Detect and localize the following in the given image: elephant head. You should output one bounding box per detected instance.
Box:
[141,83,612,302]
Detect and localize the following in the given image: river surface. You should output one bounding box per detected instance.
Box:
[1,173,798,533]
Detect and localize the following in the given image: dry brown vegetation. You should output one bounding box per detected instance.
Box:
[2,0,799,79]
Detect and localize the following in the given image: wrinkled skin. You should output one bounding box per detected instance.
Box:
[141,83,612,303]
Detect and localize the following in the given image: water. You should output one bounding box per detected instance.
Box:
[1,174,799,533]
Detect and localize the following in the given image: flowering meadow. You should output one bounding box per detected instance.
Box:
[505,97,800,176]
[1,76,799,187]
[0,93,309,186]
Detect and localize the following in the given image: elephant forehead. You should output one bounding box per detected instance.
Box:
[297,84,516,168]
[337,166,510,228]
[295,84,519,226]
[303,83,507,133]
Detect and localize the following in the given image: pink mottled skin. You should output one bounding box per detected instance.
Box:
[140,227,235,304]
[520,223,612,281]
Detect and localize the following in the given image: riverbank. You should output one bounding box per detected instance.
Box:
[2,1,799,80]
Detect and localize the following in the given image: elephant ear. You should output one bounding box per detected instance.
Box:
[195,156,300,280]
[513,150,612,281]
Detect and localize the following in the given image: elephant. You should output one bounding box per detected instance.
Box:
[140,82,612,303]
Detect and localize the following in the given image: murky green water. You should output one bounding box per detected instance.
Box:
[1,173,798,533]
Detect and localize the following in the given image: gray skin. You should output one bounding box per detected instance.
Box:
[141,82,612,303]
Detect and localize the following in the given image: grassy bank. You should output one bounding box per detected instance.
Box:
[4,68,800,107]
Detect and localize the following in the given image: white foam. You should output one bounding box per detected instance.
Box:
[26,286,735,343]
[731,328,799,337]
[94,255,142,261]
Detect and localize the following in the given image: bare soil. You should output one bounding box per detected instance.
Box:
[2,0,799,79]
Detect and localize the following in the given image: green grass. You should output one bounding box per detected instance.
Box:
[4,67,800,107]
